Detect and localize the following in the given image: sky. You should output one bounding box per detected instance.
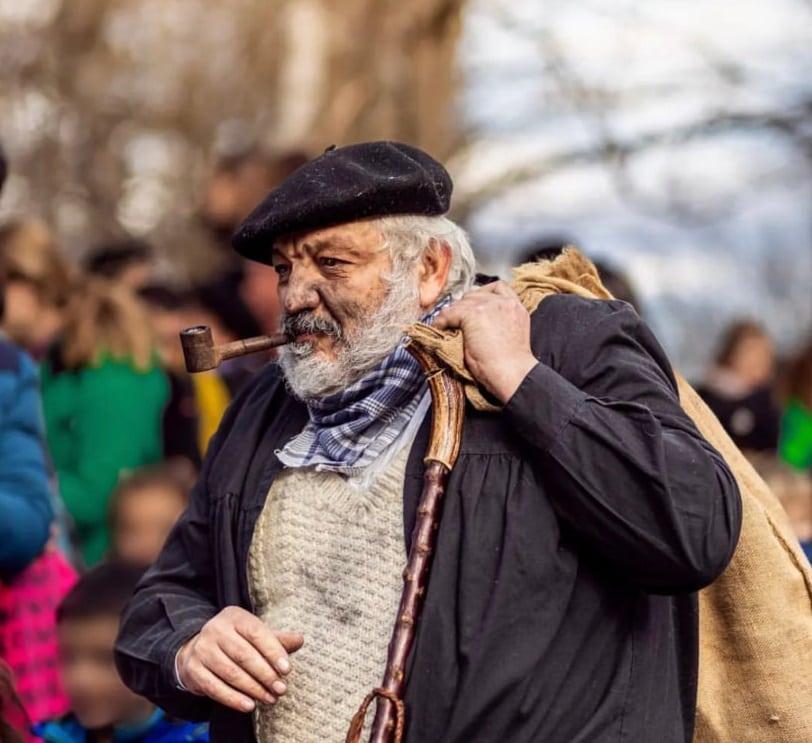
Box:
[457,0,812,376]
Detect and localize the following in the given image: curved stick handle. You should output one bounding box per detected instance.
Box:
[403,340,466,470]
[347,339,465,743]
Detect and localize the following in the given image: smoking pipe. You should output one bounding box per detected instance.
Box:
[179,325,290,373]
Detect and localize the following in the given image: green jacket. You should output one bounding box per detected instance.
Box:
[780,398,812,471]
[41,355,169,565]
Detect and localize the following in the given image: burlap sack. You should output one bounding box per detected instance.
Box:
[407,248,812,741]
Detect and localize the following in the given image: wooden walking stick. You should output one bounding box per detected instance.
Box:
[346,337,465,743]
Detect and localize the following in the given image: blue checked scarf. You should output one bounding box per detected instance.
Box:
[276,297,451,476]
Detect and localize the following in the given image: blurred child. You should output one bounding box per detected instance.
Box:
[139,284,253,469]
[109,466,189,567]
[698,320,781,454]
[0,144,78,733]
[0,547,77,737]
[0,220,74,360]
[0,147,31,743]
[197,149,307,340]
[83,240,154,292]
[755,457,812,563]
[32,561,208,743]
[40,279,169,566]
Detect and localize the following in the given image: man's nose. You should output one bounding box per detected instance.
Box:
[282,268,321,315]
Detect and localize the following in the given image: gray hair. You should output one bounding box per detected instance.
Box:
[375,214,476,298]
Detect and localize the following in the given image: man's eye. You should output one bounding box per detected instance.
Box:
[318,257,342,268]
[273,264,290,277]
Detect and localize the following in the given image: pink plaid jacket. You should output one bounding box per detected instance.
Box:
[0,549,77,736]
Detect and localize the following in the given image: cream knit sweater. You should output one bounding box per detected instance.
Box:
[247,443,410,743]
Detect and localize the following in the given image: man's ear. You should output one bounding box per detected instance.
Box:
[417,238,452,309]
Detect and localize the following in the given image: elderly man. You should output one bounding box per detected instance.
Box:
[116,142,741,743]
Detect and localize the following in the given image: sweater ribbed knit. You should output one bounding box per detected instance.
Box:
[247,444,410,742]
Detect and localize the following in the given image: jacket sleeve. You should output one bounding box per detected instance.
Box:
[115,416,225,720]
[504,298,742,594]
[0,353,53,579]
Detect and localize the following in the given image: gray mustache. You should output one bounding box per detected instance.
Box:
[282,312,343,340]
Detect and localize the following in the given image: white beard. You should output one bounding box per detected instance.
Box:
[278,273,421,401]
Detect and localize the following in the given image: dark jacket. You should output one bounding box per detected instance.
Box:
[116,296,741,743]
[696,381,780,453]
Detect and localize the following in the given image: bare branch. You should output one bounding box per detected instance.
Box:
[452,104,812,221]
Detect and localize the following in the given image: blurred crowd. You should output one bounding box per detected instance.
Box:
[0,141,811,742]
[0,144,308,741]
[695,320,812,559]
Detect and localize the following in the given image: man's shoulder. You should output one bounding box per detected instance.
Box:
[530,294,639,356]
[529,293,678,393]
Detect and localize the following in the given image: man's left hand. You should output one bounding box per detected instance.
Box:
[435,282,537,404]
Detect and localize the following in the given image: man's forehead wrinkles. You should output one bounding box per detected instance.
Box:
[304,236,362,254]
[284,237,368,260]
[274,228,379,259]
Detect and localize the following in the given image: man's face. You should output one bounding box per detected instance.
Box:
[271,220,421,399]
[273,221,397,360]
[58,616,151,730]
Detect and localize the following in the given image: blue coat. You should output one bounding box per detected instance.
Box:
[33,709,208,743]
[0,338,52,580]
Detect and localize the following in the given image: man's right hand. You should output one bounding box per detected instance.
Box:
[176,606,304,713]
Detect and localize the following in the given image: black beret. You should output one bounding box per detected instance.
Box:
[232,141,452,263]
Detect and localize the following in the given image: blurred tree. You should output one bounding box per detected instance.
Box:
[452,0,812,223]
[449,0,812,376]
[0,0,464,278]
